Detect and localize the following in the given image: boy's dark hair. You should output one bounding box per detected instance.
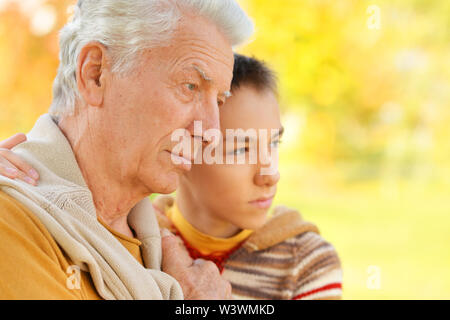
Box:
[231,53,278,94]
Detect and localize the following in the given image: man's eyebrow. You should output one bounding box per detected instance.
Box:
[192,65,212,82]
[220,91,232,99]
[192,65,232,99]
[223,91,232,98]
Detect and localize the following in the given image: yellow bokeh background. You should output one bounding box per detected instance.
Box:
[0,0,449,299]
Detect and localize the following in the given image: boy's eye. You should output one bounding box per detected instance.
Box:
[270,140,282,148]
[230,147,248,155]
[233,147,248,155]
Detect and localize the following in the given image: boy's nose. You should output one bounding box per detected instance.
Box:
[254,169,280,187]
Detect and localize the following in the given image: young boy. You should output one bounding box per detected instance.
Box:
[0,54,343,300]
[150,54,342,300]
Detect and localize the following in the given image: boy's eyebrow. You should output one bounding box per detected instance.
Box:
[272,127,285,139]
[231,127,285,143]
[192,65,232,99]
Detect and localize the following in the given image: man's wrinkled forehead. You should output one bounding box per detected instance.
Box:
[172,14,235,66]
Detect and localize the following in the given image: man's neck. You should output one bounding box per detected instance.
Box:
[58,114,149,238]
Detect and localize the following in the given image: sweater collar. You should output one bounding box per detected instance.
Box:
[242,205,320,252]
[166,202,253,256]
[23,114,89,188]
[153,195,320,254]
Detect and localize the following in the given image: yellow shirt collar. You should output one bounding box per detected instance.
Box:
[166,202,253,255]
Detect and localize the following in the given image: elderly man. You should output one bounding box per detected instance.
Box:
[0,0,253,299]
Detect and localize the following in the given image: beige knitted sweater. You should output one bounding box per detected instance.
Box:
[0,114,183,300]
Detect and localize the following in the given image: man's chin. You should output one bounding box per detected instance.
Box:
[141,171,180,195]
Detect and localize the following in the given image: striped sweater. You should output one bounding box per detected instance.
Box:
[153,196,343,300]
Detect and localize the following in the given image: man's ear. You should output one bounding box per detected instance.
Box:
[76,42,109,107]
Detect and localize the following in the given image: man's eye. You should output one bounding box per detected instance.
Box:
[185,83,197,91]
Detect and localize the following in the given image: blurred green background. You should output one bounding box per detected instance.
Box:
[0,0,449,299]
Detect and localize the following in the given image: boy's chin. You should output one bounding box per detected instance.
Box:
[238,214,269,231]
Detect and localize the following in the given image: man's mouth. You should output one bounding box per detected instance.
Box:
[166,151,192,171]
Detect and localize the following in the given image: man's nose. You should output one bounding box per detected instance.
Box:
[184,97,220,160]
[197,96,221,137]
[186,96,220,146]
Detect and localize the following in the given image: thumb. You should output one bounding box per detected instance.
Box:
[0,133,27,150]
[161,229,193,272]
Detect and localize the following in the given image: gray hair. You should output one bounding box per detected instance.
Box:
[50,0,254,117]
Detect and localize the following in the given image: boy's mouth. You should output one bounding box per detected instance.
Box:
[249,195,275,209]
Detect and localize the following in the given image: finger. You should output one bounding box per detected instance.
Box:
[0,149,39,181]
[0,160,19,179]
[224,281,234,300]
[0,133,27,150]
[161,229,193,271]
[0,157,36,185]
[192,258,207,266]
[161,230,192,265]
[155,209,173,230]
[16,170,37,186]
[160,226,173,238]
[194,259,220,274]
